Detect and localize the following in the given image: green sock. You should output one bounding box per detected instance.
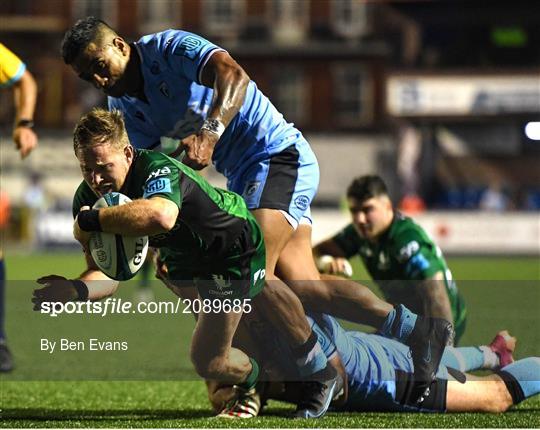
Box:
[238,357,259,391]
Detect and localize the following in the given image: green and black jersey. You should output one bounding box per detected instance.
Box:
[73,149,265,299]
[332,212,466,341]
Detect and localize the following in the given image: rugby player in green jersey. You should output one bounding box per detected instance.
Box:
[314,175,467,343]
[31,108,342,419]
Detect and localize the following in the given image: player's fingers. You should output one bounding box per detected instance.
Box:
[32,297,43,311]
[33,288,46,298]
[19,144,30,159]
[329,260,341,274]
[18,136,34,159]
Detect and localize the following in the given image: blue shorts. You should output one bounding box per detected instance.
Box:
[226,138,319,228]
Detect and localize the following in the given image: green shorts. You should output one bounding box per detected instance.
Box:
[161,215,266,301]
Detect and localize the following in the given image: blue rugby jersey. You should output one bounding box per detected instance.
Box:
[108,29,302,179]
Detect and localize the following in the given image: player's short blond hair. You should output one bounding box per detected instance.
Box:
[73,108,129,153]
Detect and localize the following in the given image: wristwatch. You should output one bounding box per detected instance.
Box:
[16,119,34,129]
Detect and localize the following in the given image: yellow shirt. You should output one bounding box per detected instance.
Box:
[0,43,26,88]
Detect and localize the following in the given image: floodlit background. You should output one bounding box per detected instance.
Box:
[1,0,539,254]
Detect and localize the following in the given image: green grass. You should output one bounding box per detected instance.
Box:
[1,252,539,427]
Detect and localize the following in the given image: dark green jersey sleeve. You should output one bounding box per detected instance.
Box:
[332,224,363,259]
[141,157,183,208]
[391,227,446,280]
[72,181,100,219]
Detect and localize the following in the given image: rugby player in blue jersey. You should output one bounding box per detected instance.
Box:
[209,313,538,417]
[61,17,452,407]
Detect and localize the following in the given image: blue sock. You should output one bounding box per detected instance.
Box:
[380,305,417,343]
[0,257,5,341]
[442,347,484,372]
[293,331,328,377]
[500,357,540,403]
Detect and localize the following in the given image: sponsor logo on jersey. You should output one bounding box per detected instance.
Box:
[147,166,172,180]
[159,81,170,98]
[208,274,234,297]
[144,178,172,197]
[173,36,202,60]
[397,240,420,262]
[243,181,261,198]
[294,195,310,211]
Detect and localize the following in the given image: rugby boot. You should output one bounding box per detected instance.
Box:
[293,364,342,418]
[407,315,454,404]
[489,330,516,369]
[0,340,14,372]
[216,386,261,419]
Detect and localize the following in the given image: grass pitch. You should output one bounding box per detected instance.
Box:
[1,252,539,428]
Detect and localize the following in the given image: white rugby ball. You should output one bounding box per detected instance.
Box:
[316,255,354,278]
[88,192,149,281]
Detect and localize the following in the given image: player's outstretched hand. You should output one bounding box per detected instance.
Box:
[33,275,78,311]
[181,132,218,170]
[13,126,38,159]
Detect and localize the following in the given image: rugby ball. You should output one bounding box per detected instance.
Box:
[316,255,354,278]
[88,192,149,281]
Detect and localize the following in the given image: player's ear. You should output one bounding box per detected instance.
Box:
[113,37,128,55]
[124,144,134,162]
[381,195,392,211]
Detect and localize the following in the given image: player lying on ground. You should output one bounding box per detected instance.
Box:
[31,108,341,418]
[314,175,467,343]
[61,18,452,403]
[208,312,538,417]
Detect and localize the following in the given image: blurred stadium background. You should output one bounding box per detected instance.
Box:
[1,0,539,256]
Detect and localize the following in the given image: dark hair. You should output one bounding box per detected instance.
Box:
[346,175,388,202]
[61,16,114,64]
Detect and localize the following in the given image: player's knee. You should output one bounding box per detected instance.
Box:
[487,397,511,413]
[483,380,513,413]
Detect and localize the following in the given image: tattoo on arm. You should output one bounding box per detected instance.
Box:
[201,51,250,128]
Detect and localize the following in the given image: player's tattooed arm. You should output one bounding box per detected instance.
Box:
[201,50,250,128]
[415,271,453,324]
[181,51,249,170]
